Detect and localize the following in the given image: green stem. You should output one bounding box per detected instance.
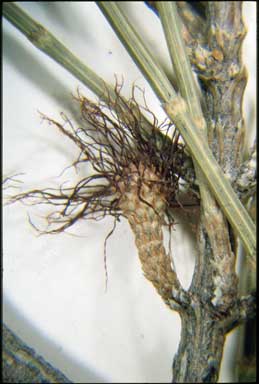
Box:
[3,2,176,149]
[165,100,255,261]
[97,1,256,261]
[156,2,204,123]
[156,1,208,199]
[3,2,256,260]
[97,1,175,102]
[3,3,111,102]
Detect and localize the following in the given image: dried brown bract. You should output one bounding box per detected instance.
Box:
[8,84,185,234]
[7,83,186,302]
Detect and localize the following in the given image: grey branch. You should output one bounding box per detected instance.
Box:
[234,142,256,199]
[3,323,72,383]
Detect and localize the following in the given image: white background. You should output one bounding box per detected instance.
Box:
[3,2,256,383]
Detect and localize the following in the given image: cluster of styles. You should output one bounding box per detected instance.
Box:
[8,83,188,305]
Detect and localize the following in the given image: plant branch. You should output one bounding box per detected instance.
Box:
[156,4,241,381]
[156,2,204,122]
[3,2,256,382]
[3,323,71,383]
[3,2,157,141]
[97,1,256,261]
[4,1,191,180]
[235,141,256,200]
[3,1,256,259]
[3,3,113,103]
[221,292,256,333]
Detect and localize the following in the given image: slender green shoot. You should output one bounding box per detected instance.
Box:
[3,2,256,259]
[97,1,256,260]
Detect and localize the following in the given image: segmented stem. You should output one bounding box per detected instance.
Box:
[118,163,182,304]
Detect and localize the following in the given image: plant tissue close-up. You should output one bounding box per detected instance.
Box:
[3,2,256,383]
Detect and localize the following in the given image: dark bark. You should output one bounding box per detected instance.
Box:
[169,2,255,382]
[3,323,72,383]
[172,308,225,383]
